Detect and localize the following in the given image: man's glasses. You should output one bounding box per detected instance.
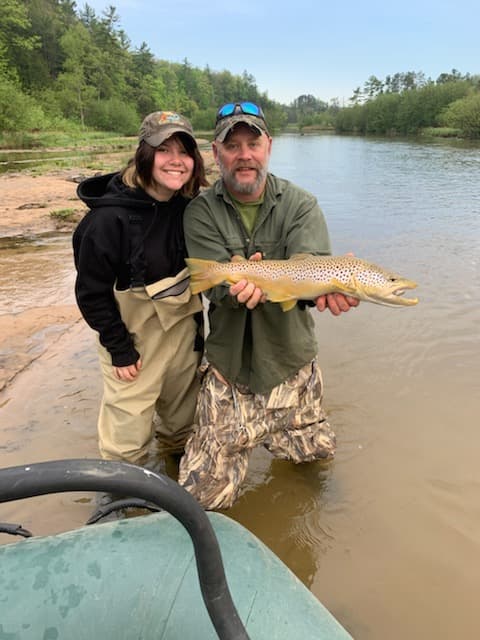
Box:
[216,102,265,123]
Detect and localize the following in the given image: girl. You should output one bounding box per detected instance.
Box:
[73,111,207,467]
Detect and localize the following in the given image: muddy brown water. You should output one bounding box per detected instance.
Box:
[1,135,480,639]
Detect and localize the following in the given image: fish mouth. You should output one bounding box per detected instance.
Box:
[363,280,418,306]
[387,281,419,306]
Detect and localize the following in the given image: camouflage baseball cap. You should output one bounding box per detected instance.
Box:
[214,102,269,142]
[139,111,195,147]
[214,114,269,142]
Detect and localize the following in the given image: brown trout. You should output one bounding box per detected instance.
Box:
[186,254,418,311]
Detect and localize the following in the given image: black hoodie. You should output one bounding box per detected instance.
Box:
[73,172,191,366]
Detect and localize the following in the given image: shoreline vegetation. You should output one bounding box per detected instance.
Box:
[292,124,463,138]
[0,121,468,160]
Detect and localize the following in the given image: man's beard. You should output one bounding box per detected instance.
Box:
[218,157,267,196]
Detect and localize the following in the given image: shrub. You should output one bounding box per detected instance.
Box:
[84,98,139,136]
[0,76,50,132]
[439,93,480,138]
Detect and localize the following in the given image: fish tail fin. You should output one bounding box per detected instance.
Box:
[185,258,226,294]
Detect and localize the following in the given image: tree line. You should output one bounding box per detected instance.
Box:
[338,70,480,138]
[0,0,289,137]
[1,0,479,140]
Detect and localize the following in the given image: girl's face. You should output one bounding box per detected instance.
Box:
[150,135,194,200]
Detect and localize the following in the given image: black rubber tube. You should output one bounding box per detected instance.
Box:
[0,459,250,640]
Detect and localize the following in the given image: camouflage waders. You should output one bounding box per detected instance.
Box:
[178,357,336,509]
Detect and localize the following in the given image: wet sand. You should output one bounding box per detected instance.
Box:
[0,169,100,527]
[0,320,101,538]
[0,170,88,238]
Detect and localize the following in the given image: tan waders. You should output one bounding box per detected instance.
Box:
[97,268,202,464]
[178,357,336,509]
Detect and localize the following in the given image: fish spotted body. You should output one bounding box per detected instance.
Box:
[186,254,418,311]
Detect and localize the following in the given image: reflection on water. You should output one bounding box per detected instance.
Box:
[1,135,480,639]
[229,452,334,588]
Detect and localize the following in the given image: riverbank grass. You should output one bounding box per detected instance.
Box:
[420,127,462,138]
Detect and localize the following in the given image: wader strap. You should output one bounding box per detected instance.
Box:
[128,213,146,287]
[150,277,190,300]
[194,310,204,352]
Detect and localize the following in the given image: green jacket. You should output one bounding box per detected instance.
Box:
[184,173,331,393]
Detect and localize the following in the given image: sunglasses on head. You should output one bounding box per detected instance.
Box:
[216,102,265,123]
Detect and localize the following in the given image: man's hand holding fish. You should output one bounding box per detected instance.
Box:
[229,252,266,309]
[316,292,360,315]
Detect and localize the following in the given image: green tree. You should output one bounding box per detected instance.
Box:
[126,43,157,116]
[440,93,480,138]
[364,93,399,134]
[86,96,138,134]
[363,75,384,99]
[16,0,77,89]
[0,73,48,131]
[238,71,259,101]
[155,61,192,113]
[79,5,130,100]
[436,69,465,84]
[0,0,39,81]
[211,70,239,105]
[335,71,477,137]
[349,87,363,105]
[56,23,99,125]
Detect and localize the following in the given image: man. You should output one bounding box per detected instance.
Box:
[178,101,358,509]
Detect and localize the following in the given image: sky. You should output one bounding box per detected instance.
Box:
[82,0,479,105]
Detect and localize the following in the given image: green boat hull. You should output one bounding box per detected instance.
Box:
[0,511,352,639]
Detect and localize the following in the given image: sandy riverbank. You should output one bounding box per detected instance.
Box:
[0,147,217,238]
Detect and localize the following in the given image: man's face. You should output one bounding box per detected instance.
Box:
[213,124,272,201]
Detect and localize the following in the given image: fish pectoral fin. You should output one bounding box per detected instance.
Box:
[264,283,297,304]
[329,277,358,297]
[223,274,243,286]
[261,282,298,312]
[280,299,298,312]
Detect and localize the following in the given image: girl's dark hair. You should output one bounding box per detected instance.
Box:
[122,134,208,198]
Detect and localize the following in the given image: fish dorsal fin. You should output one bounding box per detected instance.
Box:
[230,255,248,262]
[289,253,312,261]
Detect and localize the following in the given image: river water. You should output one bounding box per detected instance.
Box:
[1,134,479,639]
